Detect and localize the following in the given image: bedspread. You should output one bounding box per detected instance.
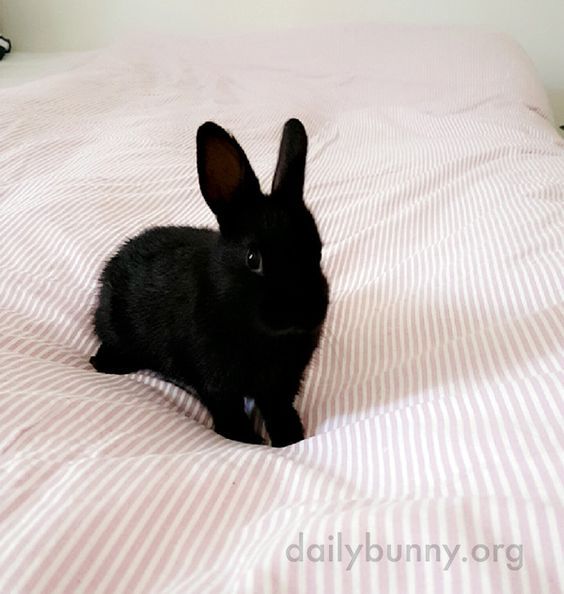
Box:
[0,25,563,593]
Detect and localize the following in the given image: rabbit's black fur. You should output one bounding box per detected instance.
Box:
[90,119,329,447]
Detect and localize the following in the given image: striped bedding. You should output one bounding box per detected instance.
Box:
[1,25,563,594]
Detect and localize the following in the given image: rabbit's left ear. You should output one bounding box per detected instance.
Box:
[197,122,261,216]
[272,119,308,200]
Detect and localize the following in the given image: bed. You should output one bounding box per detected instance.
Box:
[1,24,562,593]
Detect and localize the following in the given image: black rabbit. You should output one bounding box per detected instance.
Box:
[90,119,329,447]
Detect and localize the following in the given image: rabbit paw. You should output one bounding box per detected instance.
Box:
[90,343,140,375]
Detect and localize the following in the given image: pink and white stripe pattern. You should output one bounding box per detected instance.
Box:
[0,25,563,593]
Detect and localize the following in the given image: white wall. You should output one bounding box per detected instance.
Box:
[1,0,563,123]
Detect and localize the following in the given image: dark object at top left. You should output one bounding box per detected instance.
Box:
[0,36,11,60]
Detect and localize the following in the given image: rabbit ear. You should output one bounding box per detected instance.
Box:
[272,119,308,200]
[197,122,260,216]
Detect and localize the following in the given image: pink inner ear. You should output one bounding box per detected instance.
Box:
[204,137,243,205]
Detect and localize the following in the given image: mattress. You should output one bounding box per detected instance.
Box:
[0,51,88,88]
[0,25,563,594]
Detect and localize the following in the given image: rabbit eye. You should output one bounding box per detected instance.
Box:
[246,247,263,274]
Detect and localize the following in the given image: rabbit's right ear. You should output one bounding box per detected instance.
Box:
[272,119,308,201]
[197,122,261,217]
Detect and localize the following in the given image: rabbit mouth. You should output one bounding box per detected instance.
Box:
[276,326,324,341]
[260,291,328,337]
[269,325,308,336]
[261,318,324,338]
